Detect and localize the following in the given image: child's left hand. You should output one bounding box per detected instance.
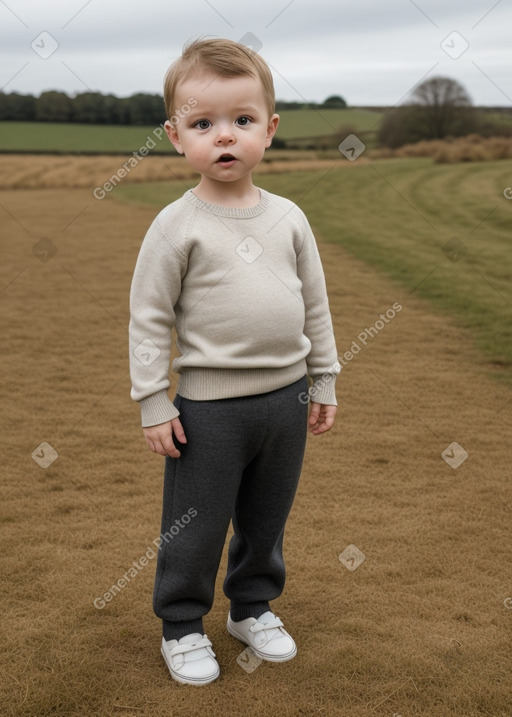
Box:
[308,402,337,434]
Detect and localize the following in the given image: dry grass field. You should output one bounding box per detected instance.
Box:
[373,135,512,163]
[0,153,341,190]
[1,155,511,717]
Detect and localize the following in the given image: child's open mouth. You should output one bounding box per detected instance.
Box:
[216,154,237,166]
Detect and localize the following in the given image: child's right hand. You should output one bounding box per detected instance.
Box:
[142,418,187,458]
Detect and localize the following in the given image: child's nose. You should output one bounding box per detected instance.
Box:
[215,124,235,144]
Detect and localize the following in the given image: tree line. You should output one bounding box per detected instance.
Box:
[0,91,166,125]
[2,80,509,148]
[0,90,347,125]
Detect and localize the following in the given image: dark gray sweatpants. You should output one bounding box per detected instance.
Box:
[153,376,309,640]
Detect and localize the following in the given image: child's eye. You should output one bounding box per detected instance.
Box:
[235,116,251,126]
[193,119,211,130]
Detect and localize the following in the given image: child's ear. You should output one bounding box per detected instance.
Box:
[265,113,280,148]
[164,120,184,155]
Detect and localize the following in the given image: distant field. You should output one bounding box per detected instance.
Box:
[0,109,382,153]
[482,109,512,130]
[275,108,382,138]
[114,159,512,385]
[0,122,173,154]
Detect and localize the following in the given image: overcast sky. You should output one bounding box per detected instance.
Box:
[1,0,511,106]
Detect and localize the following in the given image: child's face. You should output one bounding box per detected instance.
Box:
[165,72,279,186]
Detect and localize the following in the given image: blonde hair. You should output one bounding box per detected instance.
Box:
[163,38,275,124]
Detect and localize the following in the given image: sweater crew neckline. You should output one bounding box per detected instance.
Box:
[183,188,269,218]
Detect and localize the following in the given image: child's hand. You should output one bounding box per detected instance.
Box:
[142,418,187,458]
[308,402,337,435]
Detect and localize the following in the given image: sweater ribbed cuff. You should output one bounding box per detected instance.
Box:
[308,374,338,406]
[140,389,180,427]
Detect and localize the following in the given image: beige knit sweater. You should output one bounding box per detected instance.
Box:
[129,188,339,427]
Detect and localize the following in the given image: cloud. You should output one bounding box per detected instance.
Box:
[1,0,511,104]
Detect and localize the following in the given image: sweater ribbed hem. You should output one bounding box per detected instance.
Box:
[139,365,338,426]
[176,362,307,402]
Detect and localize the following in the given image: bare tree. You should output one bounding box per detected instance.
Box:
[410,76,473,139]
[378,76,479,147]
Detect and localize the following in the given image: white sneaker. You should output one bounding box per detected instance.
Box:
[161,633,220,685]
[227,611,297,662]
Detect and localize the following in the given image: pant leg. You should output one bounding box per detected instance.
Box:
[223,376,308,620]
[153,392,266,638]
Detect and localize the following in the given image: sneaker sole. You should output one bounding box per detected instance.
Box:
[226,621,297,662]
[161,646,220,686]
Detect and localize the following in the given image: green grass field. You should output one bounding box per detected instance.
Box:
[0,121,173,153]
[0,109,381,153]
[276,108,381,138]
[114,159,512,385]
